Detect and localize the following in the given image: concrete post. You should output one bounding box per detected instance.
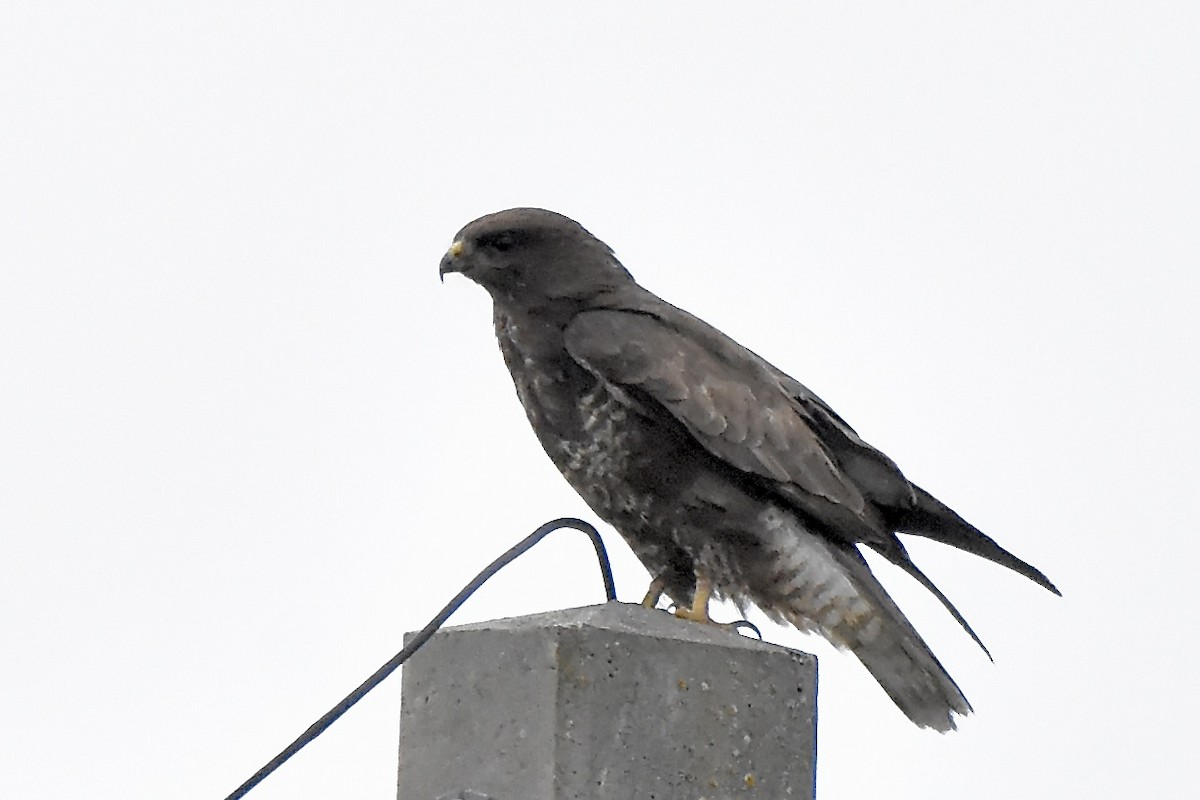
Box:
[397,602,816,800]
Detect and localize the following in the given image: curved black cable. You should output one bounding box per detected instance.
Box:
[225,517,615,800]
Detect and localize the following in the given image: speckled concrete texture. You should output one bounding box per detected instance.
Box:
[398,602,816,800]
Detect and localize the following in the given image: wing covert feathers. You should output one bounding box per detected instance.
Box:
[564,309,866,512]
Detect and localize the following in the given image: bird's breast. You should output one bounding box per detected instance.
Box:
[494,309,691,522]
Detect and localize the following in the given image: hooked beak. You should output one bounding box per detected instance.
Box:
[438,239,466,283]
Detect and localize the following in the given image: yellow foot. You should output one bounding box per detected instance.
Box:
[641,576,665,609]
[673,574,713,624]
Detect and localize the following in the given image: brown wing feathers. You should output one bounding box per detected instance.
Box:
[565,306,1054,655]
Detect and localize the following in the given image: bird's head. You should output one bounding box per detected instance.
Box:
[439,208,634,310]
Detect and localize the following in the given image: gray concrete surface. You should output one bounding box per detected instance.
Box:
[397,602,816,800]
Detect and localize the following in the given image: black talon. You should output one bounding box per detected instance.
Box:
[728,619,763,639]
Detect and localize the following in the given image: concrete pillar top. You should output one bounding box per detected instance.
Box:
[399,602,817,800]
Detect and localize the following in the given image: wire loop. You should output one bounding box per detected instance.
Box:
[225,517,615,799]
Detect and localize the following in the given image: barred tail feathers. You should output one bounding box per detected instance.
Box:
[833,541,972,731]
[759,507,970,731]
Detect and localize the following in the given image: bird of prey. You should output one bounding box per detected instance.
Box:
[439,208,1059,731]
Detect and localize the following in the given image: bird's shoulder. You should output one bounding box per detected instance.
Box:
[563,291,868,514]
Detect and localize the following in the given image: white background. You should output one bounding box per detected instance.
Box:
[2,3,1197,798]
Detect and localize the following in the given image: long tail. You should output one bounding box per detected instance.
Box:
[839,544,972,731]
[898,484,1061,595]
[770,534,972,731]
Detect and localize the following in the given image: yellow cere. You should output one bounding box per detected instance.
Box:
[447,239,464,258]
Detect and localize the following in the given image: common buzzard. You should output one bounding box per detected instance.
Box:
[439,208,1058,731]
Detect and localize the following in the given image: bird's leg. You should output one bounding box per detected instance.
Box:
[674,572,713,624]
[663,572,758,634]
[641,576,666,609]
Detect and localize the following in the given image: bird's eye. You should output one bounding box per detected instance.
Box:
[491,232,516,252]
[479,230,521,253]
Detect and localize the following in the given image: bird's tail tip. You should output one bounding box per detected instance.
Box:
[853,640,973,732]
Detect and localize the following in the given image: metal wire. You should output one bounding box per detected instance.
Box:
[225,517,615,800]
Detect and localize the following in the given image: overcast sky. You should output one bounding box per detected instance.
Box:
[2,3,1197,799]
